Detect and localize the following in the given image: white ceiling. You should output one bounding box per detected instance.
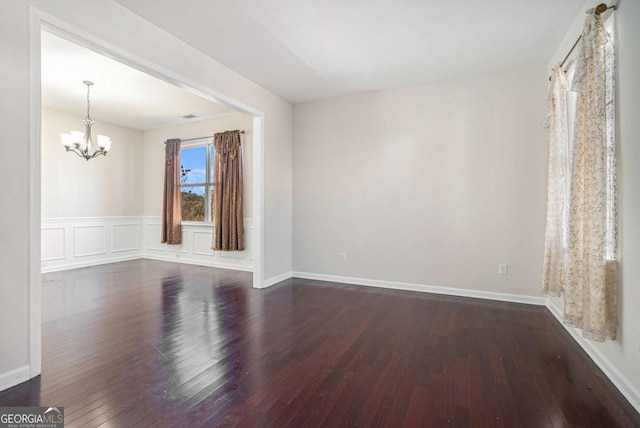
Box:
[41,32,233,131]
[114,0,585,104]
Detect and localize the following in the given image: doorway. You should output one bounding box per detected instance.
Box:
[28,12,265,378]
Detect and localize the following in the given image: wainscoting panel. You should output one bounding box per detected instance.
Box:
[41,217,253,273]
[145,224,164,251]
[142,217,253,271]
[73,225,106,258]
[165,232,188,254]
[41,217,144,273]
[41,227,65,262]
[192,231,214,256]
[112,224,139,253]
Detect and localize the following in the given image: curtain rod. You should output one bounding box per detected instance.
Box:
[165,131,245,144]
[548,3,615,81]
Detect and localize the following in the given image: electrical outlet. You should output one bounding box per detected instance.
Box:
[498,264,508,275]
[340,253,347,263]
[175,253,181,258]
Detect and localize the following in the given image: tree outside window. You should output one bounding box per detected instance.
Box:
[180,142,214,222]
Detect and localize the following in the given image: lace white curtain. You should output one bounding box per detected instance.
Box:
[542,8,617,342]
[541,67,570,297]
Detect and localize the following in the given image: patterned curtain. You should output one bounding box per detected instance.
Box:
[564,9,617,341]
[212,131,244,251]
[541,67,570,297]
[161,139,182,245]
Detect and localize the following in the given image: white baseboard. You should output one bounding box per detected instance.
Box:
[0,365,30,392]
[291,271,546,306]
[142,254,252,272]
[42,254,142,273]
[262,271,293,288]
[545,300,640,414]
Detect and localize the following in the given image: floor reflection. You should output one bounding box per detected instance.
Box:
[159,274,248,404]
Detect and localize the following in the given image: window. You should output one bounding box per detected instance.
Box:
[180,140,214,222]
[559,15,615,259]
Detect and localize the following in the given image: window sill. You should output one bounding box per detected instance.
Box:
[181,221,213,227]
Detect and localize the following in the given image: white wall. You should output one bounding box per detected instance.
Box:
[142,112,253,217]
[293,68,548,296]
[0,0,292,389]
[546,0,640,407]
[42,109,143,218]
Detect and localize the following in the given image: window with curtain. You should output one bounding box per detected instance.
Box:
[556,15,616,260]
[542,9,617,342]
[180,139,215,222]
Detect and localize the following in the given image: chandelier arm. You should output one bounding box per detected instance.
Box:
[89,150,107,159]
[67,148,90,160]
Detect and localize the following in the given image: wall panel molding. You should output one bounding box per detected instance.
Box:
[192,231,214,256]
[41,216,254,273]
[112,223,140,253]
[72,225,106,258]
[41,217,143,273]
[41,227,65,262]
[141,217,253,271]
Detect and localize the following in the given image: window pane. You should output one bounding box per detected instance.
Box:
[180,146,207,184]
[181,186,205,221]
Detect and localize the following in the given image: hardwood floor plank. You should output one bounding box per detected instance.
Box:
[0,259,638,427]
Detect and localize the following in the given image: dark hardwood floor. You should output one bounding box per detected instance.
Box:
[0,260,638,427]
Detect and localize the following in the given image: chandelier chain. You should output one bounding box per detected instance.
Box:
[86,84,91,119]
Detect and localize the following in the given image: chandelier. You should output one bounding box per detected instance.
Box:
[60,81,112,160]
